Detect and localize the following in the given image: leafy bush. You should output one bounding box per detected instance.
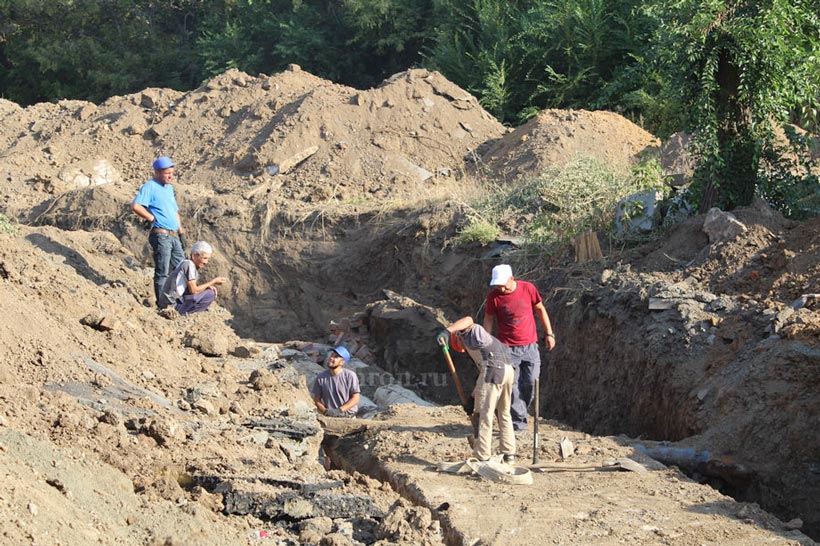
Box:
[757,126,820,219]
[456,220,501,245]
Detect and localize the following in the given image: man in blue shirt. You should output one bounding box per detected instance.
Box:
[131,156,187,307]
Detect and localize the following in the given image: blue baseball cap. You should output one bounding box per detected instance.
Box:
[332,346,351,363]
[152,156,175,170]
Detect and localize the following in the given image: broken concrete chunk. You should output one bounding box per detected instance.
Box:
[703,208,747,243]
[616,189,663,234]
[560,437,574,459]
[277,146,319,174]
[648,298,676,310]
[384,155,433,182]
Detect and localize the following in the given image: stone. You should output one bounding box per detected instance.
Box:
[299,516,333,535]
[80,313,104,328]
[703,207,747,243]
[283,497,314,519]
[560,437,574,459]
[143,417,183,446]
[97,316,120,331]
[648,298,676,310]
[193,399,216,415]
[249,368,277,390]
[784,518,803,530]
[616,189,664,234]
[232,345,252,358]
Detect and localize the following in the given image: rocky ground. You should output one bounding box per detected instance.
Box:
[1,67,818,545]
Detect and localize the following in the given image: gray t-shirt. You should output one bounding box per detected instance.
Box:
[455,324,512,384]
[311,368,360,415]
[158,259,197,308]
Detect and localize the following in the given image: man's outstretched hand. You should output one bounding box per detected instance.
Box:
[436,330,450,348]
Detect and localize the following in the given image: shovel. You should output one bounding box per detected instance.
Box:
[438,339,468,406]
[438,339,481,444]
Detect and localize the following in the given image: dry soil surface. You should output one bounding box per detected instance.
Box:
[1,67,818,546]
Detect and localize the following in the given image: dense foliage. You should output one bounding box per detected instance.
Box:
[1,0,819,214]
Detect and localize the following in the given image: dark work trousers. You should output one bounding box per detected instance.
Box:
[509,343,541,431]
[176,288,216,315]
[149,231,184,307]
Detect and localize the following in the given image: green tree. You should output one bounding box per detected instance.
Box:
[646,0,820,211]
[0,0,205,105]
[197,0,435,90]
[422,0,523,121]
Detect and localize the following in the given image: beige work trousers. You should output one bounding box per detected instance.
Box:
[473,364,515,461]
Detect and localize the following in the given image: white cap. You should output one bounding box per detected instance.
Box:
[490,264,513,286]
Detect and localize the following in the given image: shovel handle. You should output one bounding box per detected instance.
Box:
[439,341,468,406]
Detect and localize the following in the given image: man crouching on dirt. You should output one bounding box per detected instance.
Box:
[312,346,360,418]
[157,241,226,315]
[437,317,516,464]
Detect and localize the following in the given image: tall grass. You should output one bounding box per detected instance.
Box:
[457,155,666,250]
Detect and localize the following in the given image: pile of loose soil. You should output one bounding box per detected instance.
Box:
[476,108,660,182]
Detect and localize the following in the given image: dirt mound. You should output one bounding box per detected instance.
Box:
[477,108,660,181]
[0,66,504,217]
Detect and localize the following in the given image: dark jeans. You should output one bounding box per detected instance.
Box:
[149,232,184,307]
[509,343,541,431]
[176,288,215,315]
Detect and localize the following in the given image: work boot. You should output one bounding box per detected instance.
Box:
[503,454,515,465]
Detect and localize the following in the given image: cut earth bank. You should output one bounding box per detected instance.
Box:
[0,67,818,545]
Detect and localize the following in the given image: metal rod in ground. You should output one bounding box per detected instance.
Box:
[533,376,540,464]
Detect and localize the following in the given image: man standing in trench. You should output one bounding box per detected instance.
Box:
[483,264,556,432]
[312,346,360,418]
[131,156,187,308]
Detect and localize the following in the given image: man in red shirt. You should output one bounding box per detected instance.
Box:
[483,264,556,431]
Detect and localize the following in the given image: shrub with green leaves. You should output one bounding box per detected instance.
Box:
[456,219,501,245]
[756,126,820,220]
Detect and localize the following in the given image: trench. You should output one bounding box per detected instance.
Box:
[322,431,468,546]
[539,286,819,541]
[110,207,818,541]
